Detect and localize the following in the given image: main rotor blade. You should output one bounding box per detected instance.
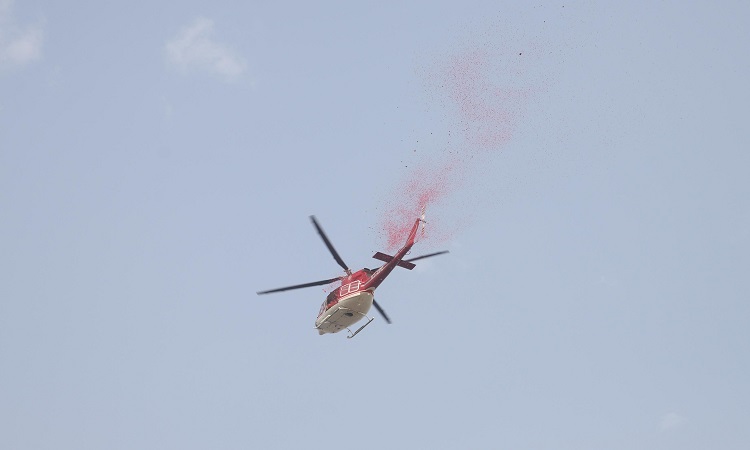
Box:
[257,277,341,295]
[404,250,449,263]
[310,215,349,272]
[372,299,391,324]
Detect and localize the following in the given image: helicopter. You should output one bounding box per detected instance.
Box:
[257,214,448,338]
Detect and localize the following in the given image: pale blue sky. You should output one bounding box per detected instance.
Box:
[2,1,749,449]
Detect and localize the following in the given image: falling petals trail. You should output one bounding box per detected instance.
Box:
[377,40,542,251]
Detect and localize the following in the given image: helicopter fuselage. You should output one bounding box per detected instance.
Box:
[315,288,374,335]
[315,270,374,335]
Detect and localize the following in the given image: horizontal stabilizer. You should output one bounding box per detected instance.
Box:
[372,251,416,270]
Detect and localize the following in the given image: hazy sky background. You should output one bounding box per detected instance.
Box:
[2,1,749,449]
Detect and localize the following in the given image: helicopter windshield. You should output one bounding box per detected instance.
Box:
[326,290,337,307]
[319,290,338,316]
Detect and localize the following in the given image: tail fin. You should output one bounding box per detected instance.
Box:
[420,206,427,238]
[405,217,421,248]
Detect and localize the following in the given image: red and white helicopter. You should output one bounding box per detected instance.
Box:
[257,214,447,338]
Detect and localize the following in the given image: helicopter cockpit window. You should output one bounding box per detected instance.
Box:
[326,290,337,308]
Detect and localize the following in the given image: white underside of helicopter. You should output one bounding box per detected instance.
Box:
[315,291,374,336]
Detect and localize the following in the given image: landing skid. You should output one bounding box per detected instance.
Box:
[346,317,373,339]
[343,308,374,339]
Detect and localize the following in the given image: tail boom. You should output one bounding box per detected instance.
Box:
[363,217,422,290]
